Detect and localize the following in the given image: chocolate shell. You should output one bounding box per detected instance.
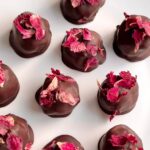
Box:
[9,12,52,58]
[0,62,19,107]
[61,28,106,72]
[35,69,80,117]
[0,114,34,150]
[60,0,105,24]
[113,13,150,61]
[98,125,143,150]
[43,135,84,150]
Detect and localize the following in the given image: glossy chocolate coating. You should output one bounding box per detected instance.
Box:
[9,15,51,58]
[98,125,143,150]
[35,77,80,117]
[113,15,150,61]
[0,114,34,150]
[60,0,106,24]
[97,80,139,115]
[0,64,19,107]
[43,135,84,150]
[61,31,106,72]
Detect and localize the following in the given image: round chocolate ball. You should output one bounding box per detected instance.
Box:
[61,28,106,72]
[60,0,106,24]
[0,61,20,107]
[9,12,52,58]
[0,114,34,150]
[35,68,80,117]
[113,13,150,61]
[97,71,138,120]
[43,135,84,150]
[98,125,143,150]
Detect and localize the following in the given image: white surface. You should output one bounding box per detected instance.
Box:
[0,0,150,149]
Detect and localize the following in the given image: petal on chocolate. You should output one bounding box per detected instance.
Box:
[71,0,82,8]
[70,41,86,52]
[86,44,97,56]
[106,72,117,86]
[0,61,5,87]
[106,87,119,103]
[84,57,98,71]
[63,36,78,47]
[109,135,127,147]
[6,134,23,150]
[126,134,138,144]
[57,142,78,150]
[86,0,99,5]
[83,28,92,41]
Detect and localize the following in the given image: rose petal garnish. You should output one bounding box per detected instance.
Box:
[70,41,86,53]
[124,13,150,51]
[106,72,117,86]
[71,0,82,8]
[86,0,100,5]
[84,57,99,71]
[109,134,142,149]
[0,115,14,136]
[107,87,119,103]
[14,12,45,40]
[57,142,78,150]
[56,91,79,106]
[6,134,23,150]
[0,61,5,87]
[25,143,32,150]
[83,28,92,41]
[86,44,97,56]
[109,135,127,147]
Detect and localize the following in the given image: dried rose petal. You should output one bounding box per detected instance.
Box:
[0,115,14,136]
[106,72,117,86]
[71,0,82,8]
[14,12,45,40]
[47,68,74,82]
[83,28,92,41]
[132,30,145,51]
[67,28,82,36]
[109,135,127,147]
[63,36,78,48]
[126,134,137,144]
[70,41,86,53]
[6,134,23,150]
[86,44,97,56]
[57,142,78,150]
[124,13,150,51]
[0,61,5,87]
[56,91,79,106]
[25,143,32,150]
[84,57,99,71]
[109,110,118,121]
[107,87,119,103]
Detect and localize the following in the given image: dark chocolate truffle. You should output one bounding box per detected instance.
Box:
[43,135,84,150]
[98,125,143,150]
[0,114,34,150]
[113,13,150,61]
[35,68,80,117]
[0,61,20,107]
[97,71,138,120]
[60,0,105,24]
[9,12,52,58]
[61,28,106,72]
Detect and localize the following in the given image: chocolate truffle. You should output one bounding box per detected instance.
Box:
[9,12,52,58]
[0,61,20,107]
[35,68,80,117]
[97,71,138,120]
[98,125,143,150]
[61,28,106,72]
[43,135,84,150]
[60,0,106,24]
[0,114,34,150]
[113,13,150,61]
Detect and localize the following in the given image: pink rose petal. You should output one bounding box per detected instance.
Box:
[6,134,23,150]
[71,0,82,8]
[57,142,78,150]
[107,87,119,103]
[84,57,98,71]
[0,61,5,87]
[83,28,92,41]
[70,41,86,53]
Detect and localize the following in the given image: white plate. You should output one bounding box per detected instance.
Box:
[0,0,150,149]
